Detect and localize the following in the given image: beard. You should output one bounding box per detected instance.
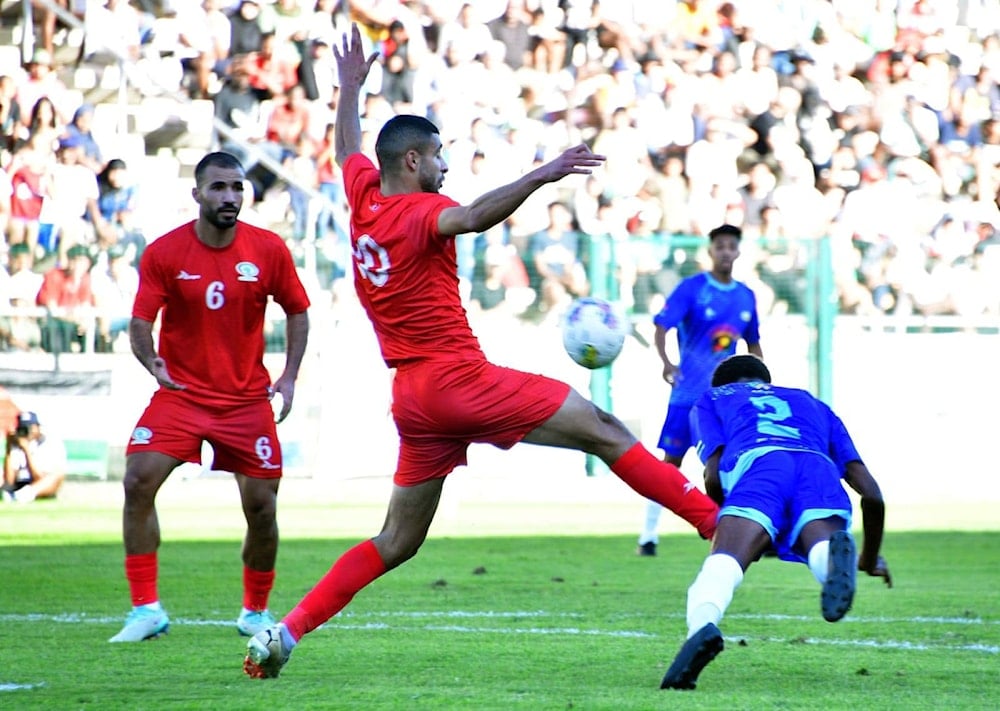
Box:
[206,207,240,228]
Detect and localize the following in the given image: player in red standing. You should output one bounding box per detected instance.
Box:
[110,151,311,642]
[243,24,719,678]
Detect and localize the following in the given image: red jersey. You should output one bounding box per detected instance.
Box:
[343,153,483,367]
[132,220,310,405]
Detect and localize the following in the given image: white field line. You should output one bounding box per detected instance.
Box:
[1,611,996,655]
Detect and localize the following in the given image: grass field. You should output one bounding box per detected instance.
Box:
[1,481,998,711]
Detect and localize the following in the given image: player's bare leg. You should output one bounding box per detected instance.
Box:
[235,474,281,636]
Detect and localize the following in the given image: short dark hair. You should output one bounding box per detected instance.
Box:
[711,354,771,387]
[194,151,245,185]
[708,224,742,241]
[375,115,440,173]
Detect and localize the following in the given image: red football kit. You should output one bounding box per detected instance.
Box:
[343,154,570,485]
[127,220,311,477]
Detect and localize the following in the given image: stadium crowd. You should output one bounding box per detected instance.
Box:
[3,0,1000,354]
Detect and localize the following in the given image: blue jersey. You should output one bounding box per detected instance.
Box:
[692,381,862,497]
[654,272,760,405]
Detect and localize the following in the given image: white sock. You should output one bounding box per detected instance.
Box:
[808,540,830,585]
[638,499,662,544]
[138,601,163,612]
[686,554,744,637]
[278,622,297,650]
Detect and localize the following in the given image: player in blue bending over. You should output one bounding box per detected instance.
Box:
[661,354,892,690]
[638,224,763,556]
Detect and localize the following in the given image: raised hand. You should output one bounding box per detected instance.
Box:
[333,23,379,91]
[536,144,606,182]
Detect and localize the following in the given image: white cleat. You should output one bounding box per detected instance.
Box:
[236,608,276,637]
[109,607,170,642]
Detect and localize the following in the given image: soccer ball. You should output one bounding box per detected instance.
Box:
[561,297,629,369]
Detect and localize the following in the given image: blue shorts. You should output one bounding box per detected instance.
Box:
[657,402,693,457]
[720,450,852,563]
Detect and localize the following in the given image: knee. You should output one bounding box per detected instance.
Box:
[373,531,425,570]
[122,470,158,505]
[588,406,633,459]
[244,496,277,530]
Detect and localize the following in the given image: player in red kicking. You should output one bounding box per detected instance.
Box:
[243,24,718,679]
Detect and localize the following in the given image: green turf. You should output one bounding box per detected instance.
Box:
[0,503,997,711]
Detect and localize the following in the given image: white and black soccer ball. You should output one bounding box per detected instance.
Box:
[561,297,629,369]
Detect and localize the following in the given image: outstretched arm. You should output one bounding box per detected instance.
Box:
[333,24,379,167]
[437,144,605,236]
[843,460,892,587]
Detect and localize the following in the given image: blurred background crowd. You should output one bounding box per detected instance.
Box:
[3,0,1000,355]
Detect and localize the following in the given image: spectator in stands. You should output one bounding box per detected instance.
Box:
[487,0,531,71]
[43,135,113,262]
[284,133,317,242]
[6,243,42,305]
[528,201,589,316]
[91,242,138,352]
[313,121,346,242]
[436,3,493,67]
[62,103,105,174]
[380,19,418,110]
[525,5,565,74]
[37,243,96,354]
[230,0,268,59]
[81,0,146,93]
[7,130,53,258]
[593,107,654,200]
[2,411,66,503]
[0,75,21,153]
[246,31,301,100]
[272,0,314,89]
[737,161,777,238]
[96,158,145,261]
[16,96,62,153]
[177,0,233,99]
[212,59,281,197]
[16,49,70,125]
[0,243,43,352]
[308,0,351,49]
[264,84,311,161]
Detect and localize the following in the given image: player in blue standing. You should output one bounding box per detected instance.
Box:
[660,354,892,690]
[637,224,763,556]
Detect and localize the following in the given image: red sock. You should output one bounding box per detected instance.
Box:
[283,539,386,642]
[611,443,719,539]
[243,566,275,611]
[124,552,158,606]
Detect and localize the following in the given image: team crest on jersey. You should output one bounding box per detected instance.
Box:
[236,261,260,282]
[130,427,153,445]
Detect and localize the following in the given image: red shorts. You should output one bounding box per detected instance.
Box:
[391,359,571,486]
[126,391,283,479]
